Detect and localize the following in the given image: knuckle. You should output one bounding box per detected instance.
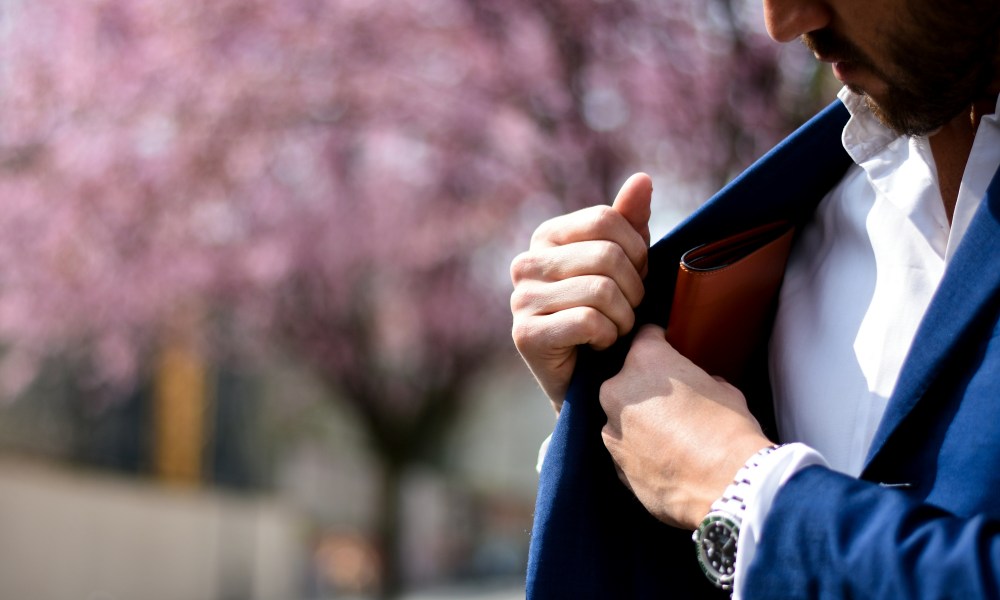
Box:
[579,308,617,349]
[600,375,618,398]
[596,238,643,287]
[530,216,561,247]
[576,305,601,327]
[630,285,645,308]
[509,285,530,312]
[599,380,612,406]
[619,309,636,335]
[588,205,619,233]
[594,240,624,268]
[510,318,536,351]
[587,276,618,305]
[600,425,614,448]
[509,251,537,283]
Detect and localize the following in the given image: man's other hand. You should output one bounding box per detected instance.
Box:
[510,173,652,413]
[600,324,773,529]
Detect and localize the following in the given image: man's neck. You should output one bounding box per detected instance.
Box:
[929,95,997,223]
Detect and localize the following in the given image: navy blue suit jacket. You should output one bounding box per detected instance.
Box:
[526,100,1000,599]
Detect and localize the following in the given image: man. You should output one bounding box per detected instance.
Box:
[511,0,1000,597]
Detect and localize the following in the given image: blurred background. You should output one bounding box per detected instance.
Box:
[0,0,836,598]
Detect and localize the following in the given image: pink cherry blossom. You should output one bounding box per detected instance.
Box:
[0,0,818,594]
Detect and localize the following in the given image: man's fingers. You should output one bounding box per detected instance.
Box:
[511,276,637,337]
[626,324,745,404]
[628,323,677,359]
[531,205,648,276]
[611,173,653,248]
[621,323,700,375]
[509,241,645,308]
[513,306,621,356]
[508,174,653,411]
[632,323,706,366]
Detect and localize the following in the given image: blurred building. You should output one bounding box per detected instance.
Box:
[0,352,552,599]
[0,458,301,600]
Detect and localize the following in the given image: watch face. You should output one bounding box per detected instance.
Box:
[694,514,739,589]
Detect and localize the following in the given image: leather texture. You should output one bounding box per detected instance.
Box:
[666,221,794,386]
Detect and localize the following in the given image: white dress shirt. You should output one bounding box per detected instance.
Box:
[732,87,1000,598]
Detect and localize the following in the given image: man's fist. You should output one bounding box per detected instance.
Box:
[510,173,652,412]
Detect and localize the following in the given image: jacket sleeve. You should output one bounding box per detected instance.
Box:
[744,465,1000,599]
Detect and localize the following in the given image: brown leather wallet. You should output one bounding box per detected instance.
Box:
[665,221,795,385]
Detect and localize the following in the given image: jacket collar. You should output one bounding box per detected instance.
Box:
[864,163,1000,468]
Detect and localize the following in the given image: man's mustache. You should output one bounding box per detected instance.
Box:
[801,29,872,69]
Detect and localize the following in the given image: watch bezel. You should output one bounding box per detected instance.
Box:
[692,510,741,591]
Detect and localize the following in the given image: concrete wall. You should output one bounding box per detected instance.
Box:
[0,459,304,600]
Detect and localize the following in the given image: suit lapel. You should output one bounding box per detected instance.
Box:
[865,163,1000,467]
[640,101,852,325]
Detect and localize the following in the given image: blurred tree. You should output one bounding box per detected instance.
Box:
[0,0,819,595]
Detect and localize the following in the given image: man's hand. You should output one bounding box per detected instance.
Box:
[510,173,652,413]
[600,324,773,529]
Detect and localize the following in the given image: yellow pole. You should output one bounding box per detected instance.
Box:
[152,325,210,486]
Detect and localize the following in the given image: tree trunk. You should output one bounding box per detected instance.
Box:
[375,457,405,599]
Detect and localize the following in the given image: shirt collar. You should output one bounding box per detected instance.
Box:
[837,86,905,166]
[979,92,1000,130]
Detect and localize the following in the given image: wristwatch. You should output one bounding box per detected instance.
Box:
[692,445,781,591]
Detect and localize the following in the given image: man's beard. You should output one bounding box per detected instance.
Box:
[803,9,999,137]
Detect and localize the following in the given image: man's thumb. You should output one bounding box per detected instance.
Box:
[611,172,652,246]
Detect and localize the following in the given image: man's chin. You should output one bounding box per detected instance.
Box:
[850,87,900,133]
[859,90,953,138]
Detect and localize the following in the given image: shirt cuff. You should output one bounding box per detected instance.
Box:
[732,442,828,600]
[536,432,553,473]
